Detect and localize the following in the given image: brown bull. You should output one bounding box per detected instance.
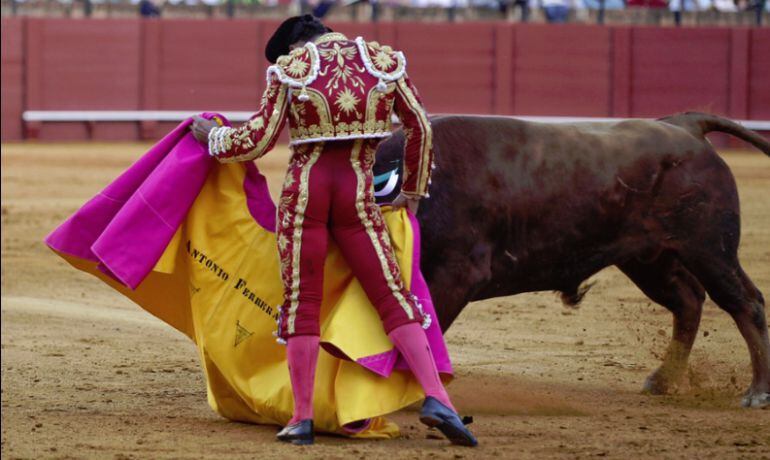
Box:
[373,112,770,407]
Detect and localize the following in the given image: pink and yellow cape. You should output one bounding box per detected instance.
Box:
[45,114,452,438]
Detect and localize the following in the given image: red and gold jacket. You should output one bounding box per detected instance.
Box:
[207,32,433,198]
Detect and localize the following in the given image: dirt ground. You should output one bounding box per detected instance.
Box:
[2,142,769,459]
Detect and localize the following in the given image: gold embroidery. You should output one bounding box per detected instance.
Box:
[274,46,318,87]
[278,193,294,232]
[335,88,361,118]
[290,123,331,139]
[314,32,348,45]
[396,78,432,195]
[374,50,395,69]
[217,82,288,163]
[321,42,356,67]
[233,135,254,151]
[278,38,403,146]
[349,140,414,321]
[265,80,278,100]
[363,42,406,78]
[253,84,289,157]
[286,59,309,78]
[283,172,296,189]
[288,119,390,141]
[286,145,323,335]
[363,143,377,167]
[365,83,395,129]
[277,233,289,252]
[220,131,234,153]
[318,43,366,94]
[289,101,307,129]
[293,143,310,156]
[248,117,265,131]
[304,87,332,127]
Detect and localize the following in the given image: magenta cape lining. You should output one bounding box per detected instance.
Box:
[44,113,452,378]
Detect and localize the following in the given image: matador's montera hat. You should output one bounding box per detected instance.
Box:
[265,15,331,64]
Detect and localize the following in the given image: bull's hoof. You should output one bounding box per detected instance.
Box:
[741,391,770,408]
[642,372,672,395]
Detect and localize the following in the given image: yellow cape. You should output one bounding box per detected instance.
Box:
[54,161,437,438]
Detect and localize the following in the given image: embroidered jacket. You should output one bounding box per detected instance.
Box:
[207,32,433,198]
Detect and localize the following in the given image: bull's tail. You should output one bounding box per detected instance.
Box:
[660,112,770,156]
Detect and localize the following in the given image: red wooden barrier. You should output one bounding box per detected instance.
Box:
[154,20,263,111]
[2,18,768,142]
[1,18,24,141]
[393,22,496,114]
[629,27,732,118]
[512,24,612,117]
[145,19,267,138]
[610,27,633,118]
[748,28,770,120]
[25,18,143,140]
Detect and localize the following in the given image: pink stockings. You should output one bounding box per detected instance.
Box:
[287,335,320,424]
[387,322,455,411]
[286,323,454,425]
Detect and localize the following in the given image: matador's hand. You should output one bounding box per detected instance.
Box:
[190,115,218,144]
[392,192,420,215]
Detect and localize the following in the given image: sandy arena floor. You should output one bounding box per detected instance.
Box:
[2,142,769,459]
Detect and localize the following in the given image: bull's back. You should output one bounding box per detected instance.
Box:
[430,115,705,203]
[420,115,716,294]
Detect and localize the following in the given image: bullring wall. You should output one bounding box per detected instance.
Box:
[2,18,768,140]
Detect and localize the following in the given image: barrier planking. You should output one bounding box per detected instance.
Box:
[1,18,768,141]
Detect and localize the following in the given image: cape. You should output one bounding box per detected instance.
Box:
[44,114,453,437]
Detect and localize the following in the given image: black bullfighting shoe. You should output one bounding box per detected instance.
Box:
[419,397,478,447]
[276,419,314,445]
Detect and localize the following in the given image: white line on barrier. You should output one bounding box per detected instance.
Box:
[21,110,770,131]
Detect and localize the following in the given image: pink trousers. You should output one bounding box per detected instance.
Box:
[275,139,423,339]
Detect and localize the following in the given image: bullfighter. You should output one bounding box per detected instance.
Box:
[190,15,477,447]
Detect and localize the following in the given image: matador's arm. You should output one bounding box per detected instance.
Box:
[207,73,289,162]
[393,73,434,199]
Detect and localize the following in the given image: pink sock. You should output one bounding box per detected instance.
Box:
[286,335,320,425]
[388,322,456,412]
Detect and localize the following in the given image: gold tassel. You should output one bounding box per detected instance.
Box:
[298,86,310,102]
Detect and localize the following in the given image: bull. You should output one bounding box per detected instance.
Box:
[373,112,770,408]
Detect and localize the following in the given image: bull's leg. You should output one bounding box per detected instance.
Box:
[430,277,476,333]
[425,243,493,333]
[681,256,770,408]
[619,253,706,394]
